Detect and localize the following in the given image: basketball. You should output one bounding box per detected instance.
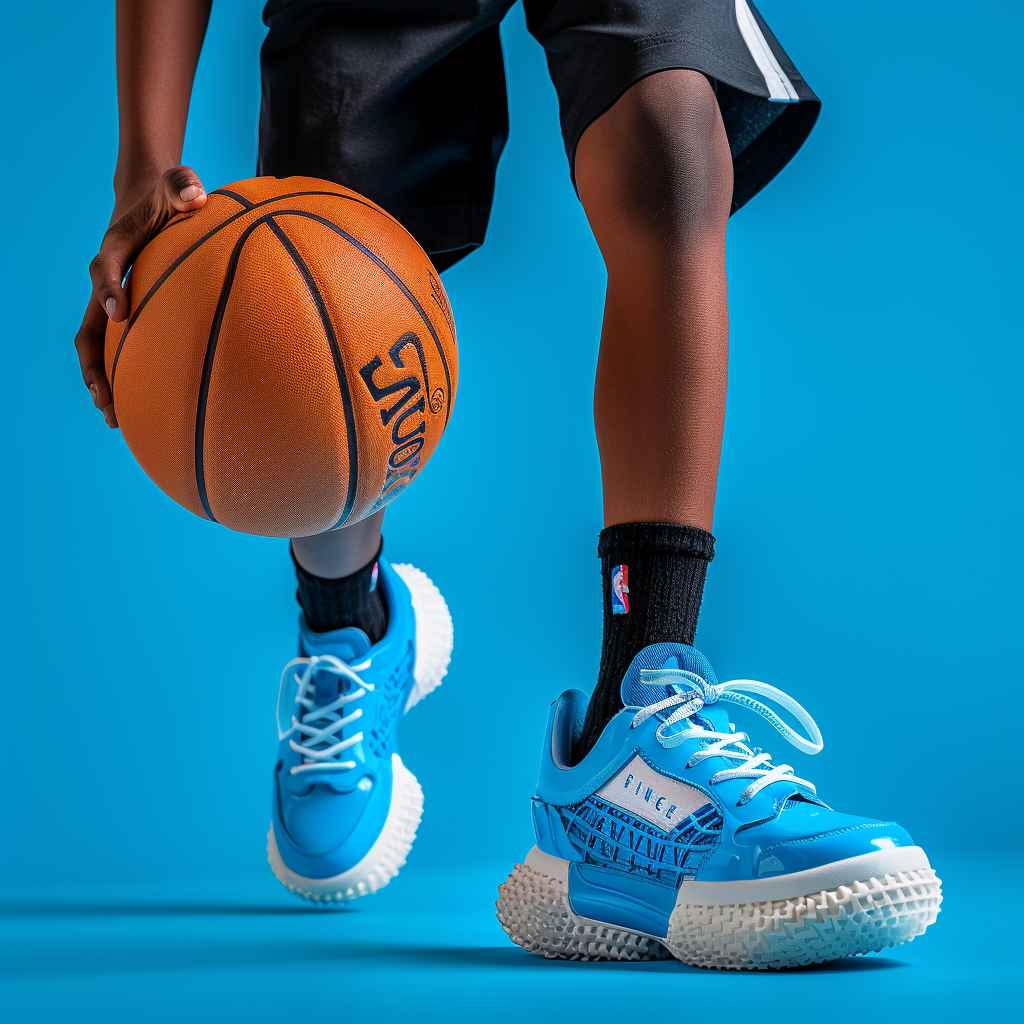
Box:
[104,175,458,538]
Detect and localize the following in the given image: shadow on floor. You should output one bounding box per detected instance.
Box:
[0,929,907,981]
[0,902,339,919]
[365,946,906,974]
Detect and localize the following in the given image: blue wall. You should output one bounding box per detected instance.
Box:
[1,0,1020,894]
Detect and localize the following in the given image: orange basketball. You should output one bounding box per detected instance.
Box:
[105,176,458,538]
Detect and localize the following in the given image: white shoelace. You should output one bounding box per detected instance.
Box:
[630,668,824,805]
[278,655,374,775]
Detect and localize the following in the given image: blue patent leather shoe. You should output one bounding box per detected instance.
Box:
[497,643,941,969]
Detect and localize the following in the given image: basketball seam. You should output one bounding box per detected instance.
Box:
[264,216,359,531]
[211,188,255,209]
[194,217,280,523]
[109,191,386,391]
[269,210,454,429]
[164,213,197,229]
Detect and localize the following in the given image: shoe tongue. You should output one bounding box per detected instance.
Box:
[299,624,372,703]
[619,642,718,709]
[300,624,372,662]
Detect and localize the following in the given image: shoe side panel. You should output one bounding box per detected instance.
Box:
[568,863,676,938]
[531,707,919,935]
[531,798,582,861]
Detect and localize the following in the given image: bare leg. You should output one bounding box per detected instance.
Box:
[291,510,384,578]
[576,70,732,533]
[573,70,733,758]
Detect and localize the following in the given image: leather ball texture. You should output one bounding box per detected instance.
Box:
[105,176,458,538]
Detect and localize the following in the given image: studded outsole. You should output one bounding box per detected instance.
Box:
[497,857,942,969]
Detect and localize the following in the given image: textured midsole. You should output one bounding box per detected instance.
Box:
[525,844,932,909]
[496,860,669,963]
[500,846,942,969]
[680,846,933,904]
[392,562,453,712]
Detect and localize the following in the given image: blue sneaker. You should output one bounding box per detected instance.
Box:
[268,559,452,904]
[497,643,941,969]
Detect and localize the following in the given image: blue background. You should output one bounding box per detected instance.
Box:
[1,1,1020,1020]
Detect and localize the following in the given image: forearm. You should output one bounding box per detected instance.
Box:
[113,0,211,199]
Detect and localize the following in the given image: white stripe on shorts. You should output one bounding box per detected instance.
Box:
[735,0,800,102]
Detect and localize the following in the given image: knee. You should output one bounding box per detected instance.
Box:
[576,70,734,253]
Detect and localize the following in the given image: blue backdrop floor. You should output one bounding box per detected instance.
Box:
[2,853,1018,1024]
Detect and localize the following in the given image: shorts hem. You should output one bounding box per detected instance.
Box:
[561,36,820,212]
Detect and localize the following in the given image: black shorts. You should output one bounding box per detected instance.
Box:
[258,0,820,270]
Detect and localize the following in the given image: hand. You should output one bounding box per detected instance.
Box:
[75,166,207,428]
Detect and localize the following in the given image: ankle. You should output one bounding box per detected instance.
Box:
[292,540,388,642]
[575,521,715,761]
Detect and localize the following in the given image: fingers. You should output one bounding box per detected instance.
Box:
[81,165,207,424]
[90,166,208,323]
[89,247,131,325]
[75,300,118,429]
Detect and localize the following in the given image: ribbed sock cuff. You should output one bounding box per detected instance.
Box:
[598,521,715,562]
[291,539,387,641]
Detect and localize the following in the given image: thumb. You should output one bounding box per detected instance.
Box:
[159,165,208,213]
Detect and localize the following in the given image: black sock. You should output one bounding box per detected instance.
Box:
[291,541,387,642]
[575,522,715,761]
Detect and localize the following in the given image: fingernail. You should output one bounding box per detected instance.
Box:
[89,383,98,403]
[105,297,116,318]
[179,185,203,202]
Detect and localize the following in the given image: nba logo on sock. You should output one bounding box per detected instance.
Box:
[611,564,629,614]
[370,562,379,592]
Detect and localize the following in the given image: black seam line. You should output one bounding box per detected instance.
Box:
[210,188,255,209]
[194,216,277,522]
[108,191,380,390]
[163,213,197,229]
[271,210,453,428]
[265,216,359,530]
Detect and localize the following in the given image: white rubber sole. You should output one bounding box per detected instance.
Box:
[268,563,452,905]
[392,563,454,712]
[496,845,942,970]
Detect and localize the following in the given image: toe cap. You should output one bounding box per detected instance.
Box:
[753,802,915,877]
[281,782,373,854]
[273,763,393,879]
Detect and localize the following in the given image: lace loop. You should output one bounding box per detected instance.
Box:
[630,667,823,805]
[277,654,373,775]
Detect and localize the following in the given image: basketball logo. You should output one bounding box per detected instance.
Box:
[611,564,629,614]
